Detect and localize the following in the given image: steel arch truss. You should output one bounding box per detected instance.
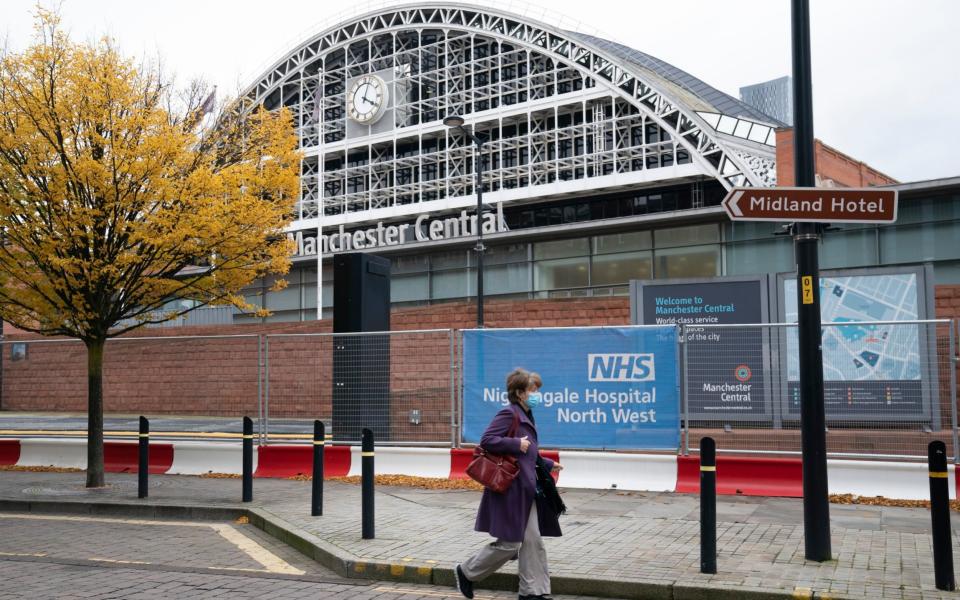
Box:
[243,3,774,220]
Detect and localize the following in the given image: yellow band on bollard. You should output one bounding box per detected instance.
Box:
[242,435,254,439]
[929,471,949,478]
[361,452,375,457]
[313,440,325,446]
[700,466,716,472]
[138,434,149,438]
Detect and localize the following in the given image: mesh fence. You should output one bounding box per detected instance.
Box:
[0,335,262,438]
[682,320,958,461]
[1,322,956,458]
[264,329,454,445]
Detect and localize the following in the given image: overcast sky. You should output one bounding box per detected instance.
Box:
[3,0,958,183]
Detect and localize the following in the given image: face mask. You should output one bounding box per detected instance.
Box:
[526,392,542,408]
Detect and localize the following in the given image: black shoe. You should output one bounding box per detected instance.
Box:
[455,564,474,599]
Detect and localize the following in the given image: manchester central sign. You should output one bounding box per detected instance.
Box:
[722,187,898,224]
[289,203,508,258]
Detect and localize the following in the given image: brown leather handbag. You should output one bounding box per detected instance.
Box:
[465,409,520,493]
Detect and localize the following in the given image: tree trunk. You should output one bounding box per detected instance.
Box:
[85,338,106,488]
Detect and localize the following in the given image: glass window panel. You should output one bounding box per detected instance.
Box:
[725,238,794,276]
[654,245,720,279]
[391,254,430,274]
[655,224,720,248]
[716,115,737,134]
[880,221,960,263]
[265,284,301,312]
[890,195,960,225]
[484,263,530,294]
[431,269,473,299]
[431,250,471,269]
[591,251,652,286]
[321,282,333,308]
[485,243,528,265]
[534,256,589,290]
[748,124,770,143]
[302,280,317,310]
[392,273,429,302]
[301,266,318,284]
[821,228,878,269]
[725,221,784,242]
[533,237,589,260]
[593,231,652,254]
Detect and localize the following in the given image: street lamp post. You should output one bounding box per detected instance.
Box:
[443,115,487,328]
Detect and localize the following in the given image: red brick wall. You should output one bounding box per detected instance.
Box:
[935,285,960,320]
[0,297,631,433]
[775,128,898,187]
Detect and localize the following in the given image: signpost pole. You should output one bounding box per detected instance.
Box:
[792,0,832,562]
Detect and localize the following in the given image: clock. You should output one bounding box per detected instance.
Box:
[347,74,388,124]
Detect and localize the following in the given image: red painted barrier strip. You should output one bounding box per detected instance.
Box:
[103,441,174,474]
[255,445,351,479]
[0,440,20,466]
[450,448,474,480]
[677,455,803,497]
[450,449,562,481]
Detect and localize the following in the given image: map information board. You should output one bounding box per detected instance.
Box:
[782,271,927,420]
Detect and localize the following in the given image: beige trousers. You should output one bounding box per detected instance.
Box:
[461,502,550,596]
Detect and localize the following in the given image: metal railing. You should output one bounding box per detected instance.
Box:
[1,320,957,462]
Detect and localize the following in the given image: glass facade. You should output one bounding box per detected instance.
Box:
[235,189,960,322]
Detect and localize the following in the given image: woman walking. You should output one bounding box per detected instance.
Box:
[455,368,563,600]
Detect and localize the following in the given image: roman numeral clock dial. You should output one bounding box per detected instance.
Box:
[347,74,388,124]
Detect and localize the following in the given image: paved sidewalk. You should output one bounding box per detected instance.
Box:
[0,470,957,599]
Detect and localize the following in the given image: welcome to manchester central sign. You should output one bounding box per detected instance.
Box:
[288,204,508,258]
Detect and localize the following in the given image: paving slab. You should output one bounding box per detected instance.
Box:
[0,470,958,599]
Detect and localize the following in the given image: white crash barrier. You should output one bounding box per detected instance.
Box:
[556,451,678,491]
[17,438,88,469]
[167,441,254,475]
[346,446,452,478]
[827,458,955,501]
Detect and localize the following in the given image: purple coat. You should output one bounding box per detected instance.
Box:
[473,404,562,542]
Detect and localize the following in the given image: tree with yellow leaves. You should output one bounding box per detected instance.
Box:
[0,11,300,487]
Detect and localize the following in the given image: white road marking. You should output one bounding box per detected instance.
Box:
[210,524,304,575]
[0,513,209,527]
[0,512,305,575]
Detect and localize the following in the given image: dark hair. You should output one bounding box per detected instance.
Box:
[505,368,530,405]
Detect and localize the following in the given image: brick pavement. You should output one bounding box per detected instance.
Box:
[0,470,958,599]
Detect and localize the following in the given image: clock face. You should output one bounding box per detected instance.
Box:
[347,75,388,124]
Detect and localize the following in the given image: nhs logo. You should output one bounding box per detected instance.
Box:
[588,353,656,382]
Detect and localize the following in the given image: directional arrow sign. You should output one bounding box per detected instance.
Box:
[722,187,898,224]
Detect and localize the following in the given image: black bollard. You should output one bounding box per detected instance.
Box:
[928,440,955,591]
[138,416,149,499]
[311,420,324,516]
[361,428,375,539]
[700,436,717,574]
[242,416,253,503]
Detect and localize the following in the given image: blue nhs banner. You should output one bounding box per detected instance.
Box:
[462,327,680,450]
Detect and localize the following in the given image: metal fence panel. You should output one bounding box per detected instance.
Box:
[682,320,956,461]
[264,329,454,445]
[0,334,262,438]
